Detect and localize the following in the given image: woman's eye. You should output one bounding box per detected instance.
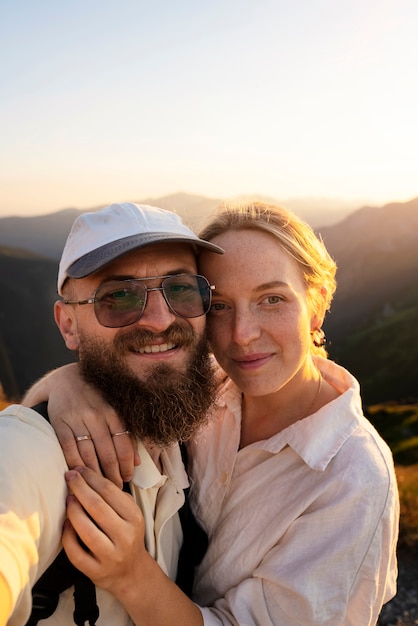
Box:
[209,302,228,312]
[264,295,282,305]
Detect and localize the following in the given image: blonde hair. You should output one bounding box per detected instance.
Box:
[199,202,337,358]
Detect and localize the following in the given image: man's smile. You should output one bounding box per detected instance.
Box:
[135,342,176,354]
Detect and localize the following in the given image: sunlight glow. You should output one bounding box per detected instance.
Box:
[0,0,417,216]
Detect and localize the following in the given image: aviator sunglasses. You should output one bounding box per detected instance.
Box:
[63,274,214,328]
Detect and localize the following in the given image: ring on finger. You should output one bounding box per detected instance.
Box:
[111,430,130,437]
[75,434,92,442]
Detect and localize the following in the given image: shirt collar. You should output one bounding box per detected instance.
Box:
[219,358,364,471]
[131,440,189,490]
[131,441,164,489]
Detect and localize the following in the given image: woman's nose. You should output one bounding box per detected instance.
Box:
[231,308,261,345]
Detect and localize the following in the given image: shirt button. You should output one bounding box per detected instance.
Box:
[220,471,228,485]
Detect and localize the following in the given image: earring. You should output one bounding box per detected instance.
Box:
[312,328,326,347]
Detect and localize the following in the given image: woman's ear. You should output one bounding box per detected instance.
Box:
[54,300,80,351]
[309,286,329,349]
[309,286,327,333]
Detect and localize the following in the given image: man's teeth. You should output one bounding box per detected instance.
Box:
[136,342,176,354]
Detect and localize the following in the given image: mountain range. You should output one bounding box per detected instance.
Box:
[0,193,417,404]
[0,192,355,260]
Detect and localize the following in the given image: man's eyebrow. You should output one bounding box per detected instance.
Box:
[99,268,197,282]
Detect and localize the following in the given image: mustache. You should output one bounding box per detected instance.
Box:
[114,322,197,351]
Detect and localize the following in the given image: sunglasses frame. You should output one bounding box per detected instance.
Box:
[63,273,215,328]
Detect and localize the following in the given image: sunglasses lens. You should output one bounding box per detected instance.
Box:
[94,282,146,328]
[92,275,212,327]
[163,275,211,318]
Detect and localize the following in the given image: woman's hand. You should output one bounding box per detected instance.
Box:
[22,364,138,487]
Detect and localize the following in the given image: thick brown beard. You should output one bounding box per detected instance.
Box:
[77,323,218,446]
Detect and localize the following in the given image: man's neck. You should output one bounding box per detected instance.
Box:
[144,442,163,473]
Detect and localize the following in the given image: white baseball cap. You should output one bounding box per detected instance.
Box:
[58,202,223,294]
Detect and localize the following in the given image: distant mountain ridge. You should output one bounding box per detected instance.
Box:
[0,192,355,260]
[0,208,81,260]
[320,197,418,331]
[0,193,417,403]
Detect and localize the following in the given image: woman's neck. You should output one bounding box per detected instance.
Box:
[239,368,334,448]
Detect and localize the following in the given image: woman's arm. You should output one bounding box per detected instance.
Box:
[64,467,204,626]
[22,364,138,487]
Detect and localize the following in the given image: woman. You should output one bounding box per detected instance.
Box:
[26,202,399,625]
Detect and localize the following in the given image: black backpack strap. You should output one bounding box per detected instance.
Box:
[175,443,208,596]
[31,401,50,421]
[26,402,99,626]
[27,551,99,626]
[26,550,77,625]
[27,550,100,626]
[73,572,100,626]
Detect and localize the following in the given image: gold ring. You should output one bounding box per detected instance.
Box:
[111,430,130,437]
[75,434,92,442]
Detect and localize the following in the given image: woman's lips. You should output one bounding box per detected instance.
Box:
[233,353,274,370]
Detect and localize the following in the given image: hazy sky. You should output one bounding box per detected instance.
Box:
[1,0,417,216]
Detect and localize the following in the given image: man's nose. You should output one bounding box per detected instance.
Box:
[134,288,177,332]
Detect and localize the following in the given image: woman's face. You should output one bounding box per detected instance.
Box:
[199,229,320,396]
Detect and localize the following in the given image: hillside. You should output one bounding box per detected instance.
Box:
[0,195,417,402]
[319,198,418,332]
[319,197,418,404]
[0,248,74,398]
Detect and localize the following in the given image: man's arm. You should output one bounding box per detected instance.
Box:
[0,573,12,626]
[0,404,68,624]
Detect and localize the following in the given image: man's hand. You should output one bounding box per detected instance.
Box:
[63,467,145,593]
[63,467,203,625]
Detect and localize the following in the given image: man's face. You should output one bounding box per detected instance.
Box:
[56,242,217,445]
[61,242,207,381]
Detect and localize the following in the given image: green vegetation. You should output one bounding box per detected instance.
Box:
[395,464,418,550]
[367,403,418,551]
[328,295,418,406]
[366,403,418,466]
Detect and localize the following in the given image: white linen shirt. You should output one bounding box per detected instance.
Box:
[0,404,187,626]
[188,358,399,626]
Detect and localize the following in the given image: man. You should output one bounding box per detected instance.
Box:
[0,202,222,625]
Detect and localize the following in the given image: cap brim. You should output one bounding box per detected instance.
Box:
[67,232,224,279]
